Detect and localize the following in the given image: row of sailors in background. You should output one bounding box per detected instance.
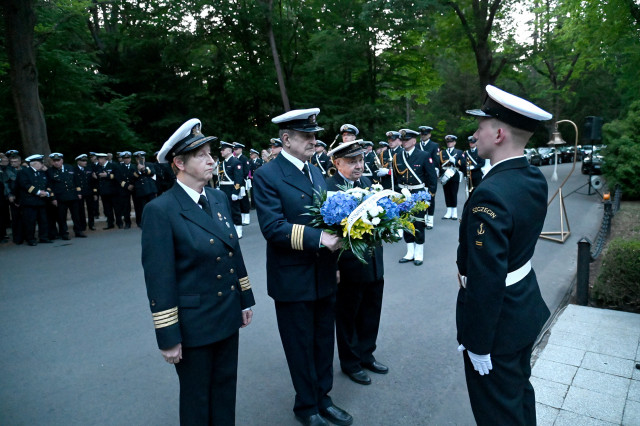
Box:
[0,130,487,245]
[0,150,174,245]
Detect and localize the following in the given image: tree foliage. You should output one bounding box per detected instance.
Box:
[0,0,639,158]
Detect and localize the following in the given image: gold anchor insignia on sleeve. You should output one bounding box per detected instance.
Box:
[477,223,485,236]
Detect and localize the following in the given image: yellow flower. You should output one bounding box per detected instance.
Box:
[342,217,374,239]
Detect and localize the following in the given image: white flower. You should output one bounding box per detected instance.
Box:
[371,183,383,192]
[401,188,412,199]
[368,205,382,217]
[371,217,381,225]
[361,216,372,225]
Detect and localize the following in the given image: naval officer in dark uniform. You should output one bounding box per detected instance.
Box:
[16,154,52,245]
[456,85,552,425]
[465,136,484,191]
[440,135,465,220]
[394,129,437,266]
[74,154,96,231]
[253,108,352,426]
[310,140,333,179]
[218,141,244,238]
[376,131,401,190]
[47,153,85,239]
[326,140,388,387]
[417,126,440,229]
[232,142,251,226]
[142,118,255,426]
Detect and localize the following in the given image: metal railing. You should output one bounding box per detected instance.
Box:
[575,185,622,305]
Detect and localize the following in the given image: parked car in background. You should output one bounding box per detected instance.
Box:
[581,145,605,174]
[579,145,594,159]
[525,148,542,166]
[558,146,578,163]
[538,147,557,165]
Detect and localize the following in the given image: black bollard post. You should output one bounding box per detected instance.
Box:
[576,238,591,306]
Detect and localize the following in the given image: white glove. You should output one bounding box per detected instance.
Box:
[231,194,239,201]
[435,168,440,178]
[458,344,492,376]
[376,167,389,177]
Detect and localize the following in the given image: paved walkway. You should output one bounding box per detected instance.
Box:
[534,304,640,425]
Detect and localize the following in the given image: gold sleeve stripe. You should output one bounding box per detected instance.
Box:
[134,172,139,178]
[76,187,81,191]
[28,186,35,193]
[121,182,126,187]
[154,316,178,329]
[152,306,178,318]
[239,277,251,291]
[291,224,304,251]
[152,307,178,329]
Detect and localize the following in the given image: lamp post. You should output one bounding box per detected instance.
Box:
[539,119,579,243]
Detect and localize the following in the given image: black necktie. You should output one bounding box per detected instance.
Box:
[198,195,212,218]
[302,163,311,181]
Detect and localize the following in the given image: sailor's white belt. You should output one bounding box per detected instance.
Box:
[398,183,425,190]
[219,181,234,185]
[458,260,532,289]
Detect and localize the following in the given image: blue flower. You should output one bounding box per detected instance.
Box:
[398,199,415,213]
[321,192,358,225]
[411,191,431,203]
[377,197,400,219]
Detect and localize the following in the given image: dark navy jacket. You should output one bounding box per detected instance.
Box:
[456,157,550,355]
[253,153,338,302]
[141,184,255,349]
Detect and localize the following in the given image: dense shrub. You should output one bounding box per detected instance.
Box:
[592,238,640,309]
[602,101,640,200]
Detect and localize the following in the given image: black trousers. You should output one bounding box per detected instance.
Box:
[175,332,239,426]
[55,199,82,235]
[0,196,9,238]
[239,190,250,214]
[336,278,384,373]
[427,187,436,215]
[133,193,156,226]
[22,205,48,242]
[115,192,131,226]
[46,202,58,239]
[101,194,115,226]
[92,194,100,218]
[78,195,95,230]
[404,209,426,244]
[220,186,242,225]
[275,295,335,417]
[463,343,536,426]
[9,203,23,243]
[443,175,460,208]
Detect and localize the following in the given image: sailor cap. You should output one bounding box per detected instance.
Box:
[445,135,458,141]
[133,151,146,157]
[272,108,324,133]
[49,153,64,160]
[468,136,477,143]
[399,129,420,140]
[95,153,108,158]
[339,124,359,135]
[466,85,552,132]
[418,126,433,134]
[220,141,235,149]
[25,154,44,162]
[75,154,88,161]
[379,141,389,147]
[157,118,218,163]
[315,141,327,148]
[386,131,400,140]
[233,142,245,149]
[270,138,283,147]
[250,149,260,155]
[327,139,365,159]
[6,150,19,157]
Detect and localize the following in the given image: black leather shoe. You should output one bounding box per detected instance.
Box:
[104,225,115,230]
[426,225,433,230]
[124,223,131,229]
[398,257,413,264]
[362,360,389,374]
[344,369,371,385]
[75,232,87,238]
[295,413,328,426]
[28,240,37,246]
[451,217,458,220]
[61,235,70,240]
[442,216,450,220]
[414,260,423,266]
[89,226,96,230]
[320,404,353,426]
[39,239,53,243]
[117,224,123,229]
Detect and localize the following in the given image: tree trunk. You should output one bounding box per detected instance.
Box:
[265,0,290,111]
[2,0,50,156]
